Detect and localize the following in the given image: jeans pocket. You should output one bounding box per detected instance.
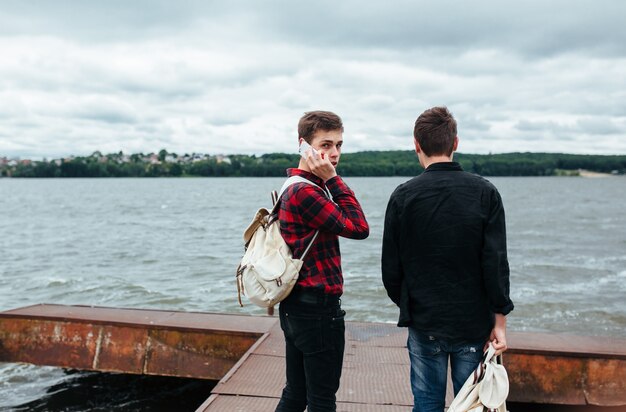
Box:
[288,313,325,355]
[330,309,346,331]
[324,309,345,352]
[407,328,441,357]
[458,341,484,361]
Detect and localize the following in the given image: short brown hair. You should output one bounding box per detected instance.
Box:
[298,111,344,143]
[413,106,457,157]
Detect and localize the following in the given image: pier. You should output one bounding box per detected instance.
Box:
[1,304,625,410]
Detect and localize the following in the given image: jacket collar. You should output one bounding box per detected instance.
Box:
[424,161,463,172]
[286,168,325,186]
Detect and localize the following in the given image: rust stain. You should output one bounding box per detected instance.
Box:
[0,316,260,381]
[96,325,150,374]
[506,354,585,404]
[506,352,626,406]
[147,329,258,380]
[0,319,97,369]
[585,358,626,406]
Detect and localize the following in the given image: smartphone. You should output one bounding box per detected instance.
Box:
[298,140,318,159]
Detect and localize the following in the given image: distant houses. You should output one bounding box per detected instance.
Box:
[1,151,231,167]
[0,150,234,177]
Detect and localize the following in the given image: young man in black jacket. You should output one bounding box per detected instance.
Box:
[382,106,513,412]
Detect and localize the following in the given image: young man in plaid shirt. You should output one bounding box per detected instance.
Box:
[275,111,369,412]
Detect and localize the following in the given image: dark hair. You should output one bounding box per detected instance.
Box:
[298,111,344,143]
[413,106,457,157]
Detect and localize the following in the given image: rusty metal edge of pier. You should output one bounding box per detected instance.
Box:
[507,331,626,360]
[0,304,275,381]
[0,303,275,337]
[1,304,625,408]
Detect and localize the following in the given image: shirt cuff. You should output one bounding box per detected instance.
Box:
[493,301,514,316]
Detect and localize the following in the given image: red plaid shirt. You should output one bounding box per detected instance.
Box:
[278,168,369,295]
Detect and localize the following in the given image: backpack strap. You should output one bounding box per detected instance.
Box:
[299,230,320,260]
[270,175,331,214]
[271,175,331,259]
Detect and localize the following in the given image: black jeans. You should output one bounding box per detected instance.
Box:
[275,294,345,412]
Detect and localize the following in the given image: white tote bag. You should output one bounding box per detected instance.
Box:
[447,343,509,412]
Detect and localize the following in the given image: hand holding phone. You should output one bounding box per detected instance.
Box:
[299,140,319,159]
[298,140,335,181]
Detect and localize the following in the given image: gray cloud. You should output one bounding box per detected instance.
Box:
[2,1,625,57]
[1,1,626,159]
[0,0,203,41]
[515,118,625,136]
[576,118,624,135]
[234,1,626,58]
[515,120,562,132]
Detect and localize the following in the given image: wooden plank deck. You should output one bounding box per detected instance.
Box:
[201,320,421,411]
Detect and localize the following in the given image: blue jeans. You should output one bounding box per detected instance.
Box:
[407,327,485,412]
[275,298,345,412]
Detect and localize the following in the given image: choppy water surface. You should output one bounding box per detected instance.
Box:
[1,176,625,409]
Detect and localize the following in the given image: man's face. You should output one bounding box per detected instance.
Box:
[309,129,343,168]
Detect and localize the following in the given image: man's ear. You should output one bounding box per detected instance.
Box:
[452,136,459,152]
[414,138,421,155]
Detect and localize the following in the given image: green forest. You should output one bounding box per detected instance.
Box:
[2,150,625,178]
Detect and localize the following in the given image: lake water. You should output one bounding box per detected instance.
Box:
[1,176,625,409]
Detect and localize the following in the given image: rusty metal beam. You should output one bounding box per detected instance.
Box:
[0,305,625,407]
[506,331,626,406]
[0,304,276,380]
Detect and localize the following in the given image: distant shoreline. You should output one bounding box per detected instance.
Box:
[578,169,616,178]
[2,151,625,178]
[1,172,624,179]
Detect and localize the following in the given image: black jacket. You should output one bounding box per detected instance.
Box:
[382,162,514,342]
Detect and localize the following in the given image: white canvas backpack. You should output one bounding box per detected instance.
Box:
[236,176,329,308]
[448,343,509,412]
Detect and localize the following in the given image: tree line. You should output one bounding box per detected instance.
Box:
[3,151,625,178]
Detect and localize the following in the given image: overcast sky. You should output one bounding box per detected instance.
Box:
[1,0,625,159]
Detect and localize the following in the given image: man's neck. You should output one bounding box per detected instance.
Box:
[421,155,453,169]
[298,159,311,172]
